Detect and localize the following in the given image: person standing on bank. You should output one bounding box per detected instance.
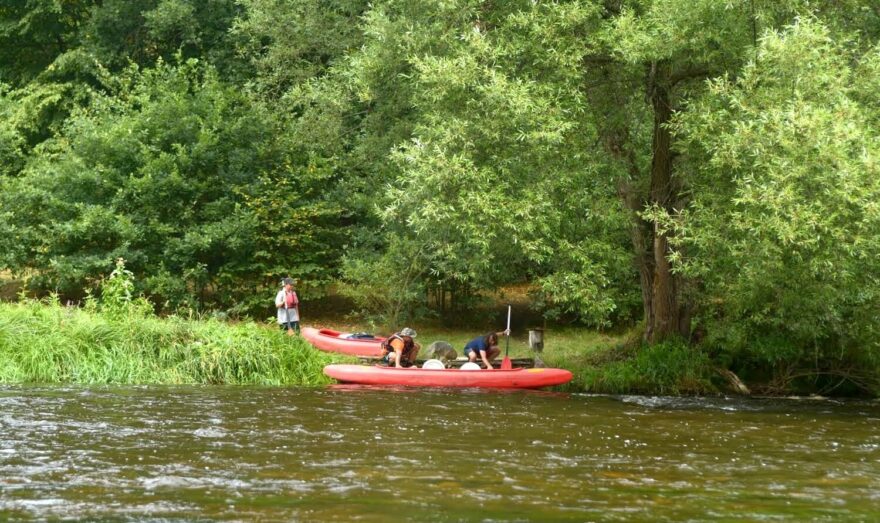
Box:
[463,329,510,369]
[380,327,420,368]
[275,277,300,334]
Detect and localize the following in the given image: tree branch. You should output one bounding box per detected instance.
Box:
[668,66,713,87]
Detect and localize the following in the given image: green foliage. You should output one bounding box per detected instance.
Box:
[96,258,154,319]
[233,0,367,96]
[0,85,26,176]
[0,298,336,385]
[670,18,880,393]
[234,163,347,314]
[0,0,97,86]
[0,58,344,313]
[81,0,245,78]
[337,237,430,329]
[338,0,640,325]
[0,51,102,176]
[572,339,714,395]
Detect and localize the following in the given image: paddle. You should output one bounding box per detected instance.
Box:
[501,304,512,370]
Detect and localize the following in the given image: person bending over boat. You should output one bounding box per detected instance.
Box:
[463,330,510,369]
[380,328,420,368]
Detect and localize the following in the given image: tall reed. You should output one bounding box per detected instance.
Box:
[0,298,337,385]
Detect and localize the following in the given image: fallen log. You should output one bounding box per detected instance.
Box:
[715,367,750,395]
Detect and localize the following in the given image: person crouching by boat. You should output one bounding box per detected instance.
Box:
[380,327,420,368]
[463,329,510,369]
[275,277,300,334]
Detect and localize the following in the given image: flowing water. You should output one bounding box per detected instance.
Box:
[0,385,878,521]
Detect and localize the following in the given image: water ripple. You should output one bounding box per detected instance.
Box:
[0,386,877,521]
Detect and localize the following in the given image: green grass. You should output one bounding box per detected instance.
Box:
[0,298,340,385]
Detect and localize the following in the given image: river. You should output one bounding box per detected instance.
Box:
[1,385,878,521]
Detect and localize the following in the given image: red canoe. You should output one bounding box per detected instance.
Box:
[323,364,573,389]
[301,327,385,357]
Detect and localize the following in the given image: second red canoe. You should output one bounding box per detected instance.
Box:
[301,327,385,357]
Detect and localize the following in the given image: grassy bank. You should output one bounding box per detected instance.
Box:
[1,297,869,395]
[0,299,717,393]
[0,266,719,392]
[0,298,339,385]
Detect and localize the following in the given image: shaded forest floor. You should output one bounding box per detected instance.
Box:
[0,272,20,302]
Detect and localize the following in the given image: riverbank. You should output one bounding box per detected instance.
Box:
[0,297,718,394]
[4,299,873,397]
[0,299,337,385]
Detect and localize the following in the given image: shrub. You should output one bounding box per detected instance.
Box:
[573,338,714,395]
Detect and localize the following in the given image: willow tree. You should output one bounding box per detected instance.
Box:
[595,0,880,342]
[580,0,821,341]
[242,0,878,347]
[670,19,880,392]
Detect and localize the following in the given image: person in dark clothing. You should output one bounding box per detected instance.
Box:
[463,329,510,369]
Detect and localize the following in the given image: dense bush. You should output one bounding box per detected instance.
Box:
[0,59,344,314]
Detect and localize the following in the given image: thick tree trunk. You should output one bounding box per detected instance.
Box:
[646,69,690,343]
[593,59,695,344]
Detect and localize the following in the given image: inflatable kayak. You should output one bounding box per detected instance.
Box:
[323,364,573,389]
[301,327,385,357]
